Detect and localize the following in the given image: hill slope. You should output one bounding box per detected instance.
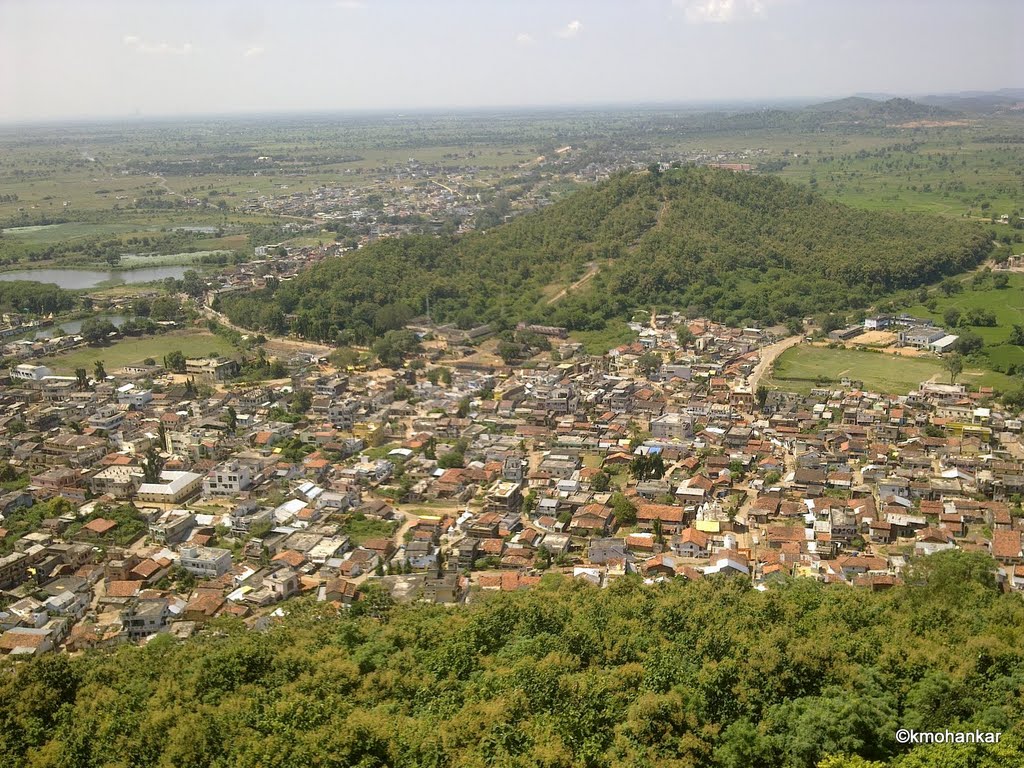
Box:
[221,166,992,341]
[1,561,1021,767]
[806,96,956,123]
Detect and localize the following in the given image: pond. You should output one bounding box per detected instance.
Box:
[33,315,129,339]
[0,266,190,290]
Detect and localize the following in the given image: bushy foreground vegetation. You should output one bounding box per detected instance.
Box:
[221,166,992,342]
[1,551,1021,768]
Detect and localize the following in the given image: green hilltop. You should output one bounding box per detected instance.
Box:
[221,166,992,342]
[1,556,1021,767]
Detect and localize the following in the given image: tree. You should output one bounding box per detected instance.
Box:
[904,549,998,600]
[938,278,962,296]
[372,330,419,368]
[1010,324,1024,347]
[93,360,106,381]
[75,368,89,391]
[637,351,663,378]
[944,353,963,384]
[224,406,237,432]
[496,341,523,365]
[630,453,666,482]
[993,273,1010,289]
[535,545,551,570]
[181,270,205,298]
[955,331,983,356]
[437,450,465,469]
[942,307,961,328]
[676,326,694,347]
[150,296,181,321]
[164,350,187,373]
[141,447,165,484]
[755,384,769,410]
[522,489,537,515]
[291,389,312,415]
[81,317,117,345]
[610,492,637,527]
[591,471,611,492]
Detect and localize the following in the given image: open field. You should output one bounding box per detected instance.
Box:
[900,272,1024,372]
[766,344,1013,395]
[570,320,637,355]
[773,130,1024,218]
[40,331,236,373]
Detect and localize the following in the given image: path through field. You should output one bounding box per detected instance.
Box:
[546,262,599,304]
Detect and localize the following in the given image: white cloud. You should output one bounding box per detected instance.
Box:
[335,0,366,9]
[515,32,535,46]
[123,34,193,55]
[674,0,768,24]
[244,45,266,58]
[557,20,582,39]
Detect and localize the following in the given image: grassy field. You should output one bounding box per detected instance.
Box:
[40,331,236,373]
[570,320,637,355]
[772,129,1024,218]
[900,271,1024,372]
[766,344,1013,395]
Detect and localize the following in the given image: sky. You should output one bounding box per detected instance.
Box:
[0,0,1021,122]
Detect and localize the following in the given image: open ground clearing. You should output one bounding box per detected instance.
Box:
[40,330,236,373]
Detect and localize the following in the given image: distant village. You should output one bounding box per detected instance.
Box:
[3,269,1024,659]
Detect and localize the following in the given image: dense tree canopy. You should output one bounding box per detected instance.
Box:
[0,280,75,315]
[1,553,1019,768]
[221,167,992,342]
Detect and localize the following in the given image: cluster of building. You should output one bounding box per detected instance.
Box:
[2,305,1023,657]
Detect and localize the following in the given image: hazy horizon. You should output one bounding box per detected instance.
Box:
[2,0,1021,123]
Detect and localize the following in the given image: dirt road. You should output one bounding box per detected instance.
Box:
[199,305,334,358]
[748,334,803,390]
[546,262,599,304]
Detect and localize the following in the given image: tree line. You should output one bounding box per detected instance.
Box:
[0,551,1020,767]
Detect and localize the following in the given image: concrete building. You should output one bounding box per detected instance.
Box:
[179,546,233,578]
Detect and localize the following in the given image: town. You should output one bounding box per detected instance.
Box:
[2,288,1022,658]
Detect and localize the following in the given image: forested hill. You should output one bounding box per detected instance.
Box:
[1,556,1021,767]
[221,166,993,342]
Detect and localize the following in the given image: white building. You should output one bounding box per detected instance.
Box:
[179,546,233,578]
[12,364,52,381]
[202,461,254,497]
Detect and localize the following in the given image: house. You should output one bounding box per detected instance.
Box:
[636,503,688,534]
[588,538,627,564]
[122,598,171,641]
[179,546,233,578]
[703,553,750,577]
[670,528,710,558]
[202,461,254,497]
[898,326,945,349]
[185,357,239,381]
[324,577,361,605]
[569,504,614,535]
[136,471,203,506]
[992,530,1023,564]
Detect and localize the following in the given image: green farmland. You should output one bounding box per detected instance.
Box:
[900,271,1024,372]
